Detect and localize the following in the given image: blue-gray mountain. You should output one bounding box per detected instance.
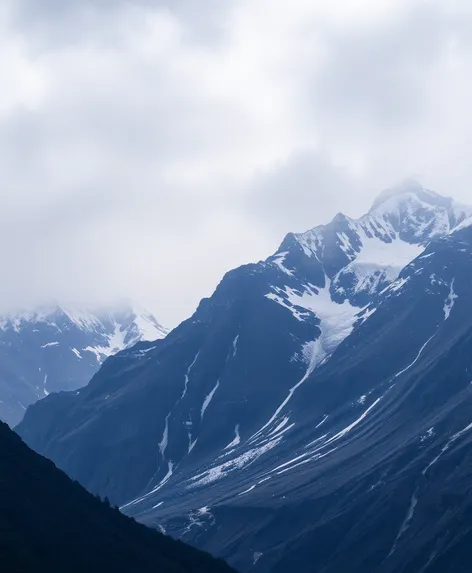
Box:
[1,305,167,426]
[18,181,472,572]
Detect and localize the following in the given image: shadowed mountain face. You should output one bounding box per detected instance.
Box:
[18,182,472,572]
[0,420,235,573]
[0,304,167,426]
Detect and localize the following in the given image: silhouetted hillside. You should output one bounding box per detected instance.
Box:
[0,421,235,573]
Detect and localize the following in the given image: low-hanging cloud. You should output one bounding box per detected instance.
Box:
[1,0,472,326]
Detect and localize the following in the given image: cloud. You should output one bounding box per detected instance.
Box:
[1,0,472,325]
[246,149,369,234]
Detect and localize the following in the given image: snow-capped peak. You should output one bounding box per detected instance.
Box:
[0,303,168,358]
[369,179,447,212]
[0,303,168,426]
[268,185,472,337]
[367,180,471,240]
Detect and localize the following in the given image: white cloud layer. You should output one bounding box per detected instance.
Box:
[1,0,472,325]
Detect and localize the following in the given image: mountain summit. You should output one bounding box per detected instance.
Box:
[18,185,472,572]
[369,179,450,209]
[275,181,471,308]
[0,304,167,426]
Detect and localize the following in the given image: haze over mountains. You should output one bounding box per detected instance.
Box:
[18,181,472,572]
[0,304,167,426]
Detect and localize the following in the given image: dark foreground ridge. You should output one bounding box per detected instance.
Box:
[0,420,235,573]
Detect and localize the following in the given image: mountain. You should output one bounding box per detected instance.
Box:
[0,420,235,573]
[0,304,167,426]
[17,181,472,572]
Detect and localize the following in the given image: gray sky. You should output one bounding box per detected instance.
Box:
[2,0,472,326]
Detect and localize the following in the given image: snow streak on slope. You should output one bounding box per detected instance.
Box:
[423,420,472,475]
[388,489,419,556]
[157,352,202,482]
[224,425,241,450]
[244,328,439,485]
[158,415,170,458]
[389,419,472,559]
[443,280,457,320]
[393,334,436,380]
[188,436,283,488]
[181,352,200,400]
[201,381,220,420]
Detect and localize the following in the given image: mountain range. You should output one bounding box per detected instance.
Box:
[17,180,472,572]
[0,304,167,426]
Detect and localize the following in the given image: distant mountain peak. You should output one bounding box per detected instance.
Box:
[273,184,472,310]
[369,179,431,210]
[0,303,167,340]
[0,303,168,426]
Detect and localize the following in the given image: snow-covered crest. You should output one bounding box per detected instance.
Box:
[0,304,168,360]
[266,183,472,371]
[290,182,471,265]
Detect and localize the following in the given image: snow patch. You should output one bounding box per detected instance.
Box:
[71,348,82,359]
[181,351,200,400]
[238,484,256,496]
[266,279,358,366]
[389,489,419,556]
[270,251,293,276]
[224,424,241,450]
[188,436,282,488]
[188,433,198,454]
[232,335,239,358]
[315,414,329,428]
[41,341,59,348]
[393,334,436,379]
[201,380,220,419]
[420,427,435,442]
[443,280,457,320]
[158,414,170,458]
[423,420,472,475]
[324,397,383,447]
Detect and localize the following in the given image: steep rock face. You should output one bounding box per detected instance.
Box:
[0,305,167,426]
[18,182,472,572]
[0,419,235,573]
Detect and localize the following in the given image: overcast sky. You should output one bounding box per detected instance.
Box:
[2,0,472,326]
